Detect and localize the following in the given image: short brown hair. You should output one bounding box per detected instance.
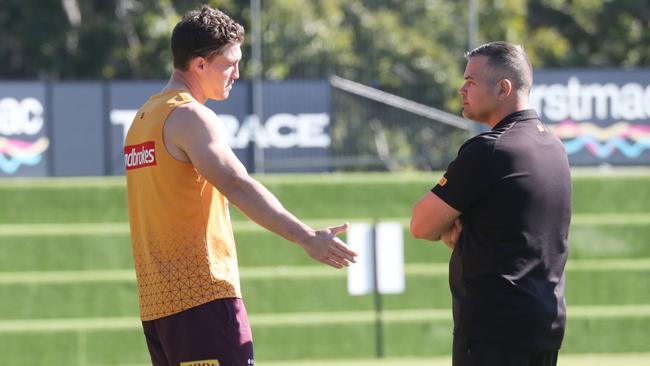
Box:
[171,5,245,70]
[465,41,533,96]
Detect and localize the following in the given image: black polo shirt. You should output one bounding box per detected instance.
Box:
[432,109,571,349]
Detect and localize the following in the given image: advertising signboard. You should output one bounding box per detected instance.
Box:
[532,70,650,166]
[0,82,50,177]
[110,80,330,174]
[1,72,648,177]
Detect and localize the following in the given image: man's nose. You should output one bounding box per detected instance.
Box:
[232,63,240,79]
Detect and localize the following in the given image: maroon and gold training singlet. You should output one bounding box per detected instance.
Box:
[125,89,241,321]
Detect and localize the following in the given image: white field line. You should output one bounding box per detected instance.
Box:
[565,258,650,271]
[0,222,131,236]
[261,353,650,366]
[1,258,650,284]
[0,174,435,189]
[570,213,650,225]
[0,220,409,236]
[2,305,650,333]
[0,270,137,284]
[0,317,140,332]
[2,213,650,236]
[0,176,126,188]
[1,168,649,188]
[90,353,650,366]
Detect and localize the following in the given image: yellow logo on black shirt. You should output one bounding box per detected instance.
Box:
[438,176,448,187]
[180,360,219,366]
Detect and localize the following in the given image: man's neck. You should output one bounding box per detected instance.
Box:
[485,99,530,129]
[164,70,207,104]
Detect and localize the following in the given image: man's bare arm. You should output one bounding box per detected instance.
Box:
[164,102,357,268]
[410,191,461,249]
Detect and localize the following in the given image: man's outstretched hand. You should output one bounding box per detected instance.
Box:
[301,223,358,268]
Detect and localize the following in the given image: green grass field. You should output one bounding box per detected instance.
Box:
[1,170,649,365]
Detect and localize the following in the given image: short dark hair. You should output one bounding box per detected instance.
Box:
[171,5,245,70]
[465,41,533,96]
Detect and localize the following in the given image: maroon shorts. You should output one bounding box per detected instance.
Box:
[141,298,254,366]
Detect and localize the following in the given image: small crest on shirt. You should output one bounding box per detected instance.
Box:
[180,360,219,366]
[536,124,545,132]
[438,176,448,187]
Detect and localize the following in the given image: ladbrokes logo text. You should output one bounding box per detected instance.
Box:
[124,141,156,170]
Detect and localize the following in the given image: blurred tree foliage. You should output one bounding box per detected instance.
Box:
[0,0,648,110]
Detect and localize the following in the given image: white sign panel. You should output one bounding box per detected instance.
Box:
[346,223,374,296]
[347,222,405,296]
[375,222,405,294]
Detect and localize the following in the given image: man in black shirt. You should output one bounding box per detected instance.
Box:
[410,41,571,366]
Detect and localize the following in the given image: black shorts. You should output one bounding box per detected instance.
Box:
[142,298,254,366]
[453,336,558,366]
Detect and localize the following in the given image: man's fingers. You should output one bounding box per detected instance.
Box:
[307,227,357,268]
[323,257,344,269]
[453,220,463,239]
[329,249,354,266]
[325,242,356,267]
[328,222,349,236]
[333,242,357,263]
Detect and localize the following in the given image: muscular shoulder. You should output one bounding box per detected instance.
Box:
[164,101,229,157]
[167,101,220,128]
[167,101,226,137]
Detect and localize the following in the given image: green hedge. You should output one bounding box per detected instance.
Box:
[1,173,648,224]
[1,269,649,319]
[2,224,650,272]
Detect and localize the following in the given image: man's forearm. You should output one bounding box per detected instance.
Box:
[224,176,313,246]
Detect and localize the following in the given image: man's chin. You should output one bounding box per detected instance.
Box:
[210,92,228,101]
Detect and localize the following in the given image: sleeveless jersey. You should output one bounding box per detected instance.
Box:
[124,89,241,321]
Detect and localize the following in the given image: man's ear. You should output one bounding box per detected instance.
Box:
[497,79,513,100]
[190,57,206,73]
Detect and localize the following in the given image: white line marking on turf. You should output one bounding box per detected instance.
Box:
[2,305,650,333]
[0,220,417,236]
[571,213,650,225]
[0,317,140,332]
[260,353,650,366]
[89,353,650,366]
[0,223,131,236]
[1,259,650,284]
[2,213,650,236]
[0,270,137,284]
[2,169,650,189]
